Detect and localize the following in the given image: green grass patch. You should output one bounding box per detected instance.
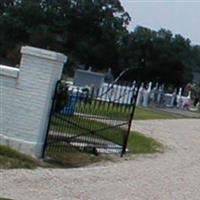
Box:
[128,131,164,154]
[134,107,177,120]
[46,149,112,168]
[75,100,178,120]
[1,111,164,169]
[51,114,125,145]
[0,130,163,169]
[76,100,131,119]
[0,145,38,169]
[49,114,163,156]
[45,130,163,167]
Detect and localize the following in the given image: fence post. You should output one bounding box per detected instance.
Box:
[0,46,67,158]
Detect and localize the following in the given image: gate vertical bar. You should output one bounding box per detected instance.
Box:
[41,80,60,158]
[121,82,141,157]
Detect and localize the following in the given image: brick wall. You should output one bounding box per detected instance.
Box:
[0,46,67,158]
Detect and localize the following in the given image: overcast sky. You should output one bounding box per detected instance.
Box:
[121,0,200,45]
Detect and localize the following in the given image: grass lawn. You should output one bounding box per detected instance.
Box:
[45,113,163,166]
[75,99,178,120]
[46,149,112,168]
[0,107,165,169]
[50,112,167,149]
[134,107,178,120]
[51,114,125,145]
[76,100,131,119]
[45,130,163,167]
[128,131,163,154]
[0,145,38,169]
[0,129,163,169]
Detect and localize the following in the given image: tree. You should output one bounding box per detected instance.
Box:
[0,0,130,70]
[0,1,199,87]
[118,26,196,86]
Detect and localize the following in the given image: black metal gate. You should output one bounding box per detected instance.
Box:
[42,80,140,159]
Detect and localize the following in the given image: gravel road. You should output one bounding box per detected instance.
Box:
[1,119,200,200]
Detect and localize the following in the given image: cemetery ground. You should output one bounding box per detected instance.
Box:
[76,101,179,120]
[1,118,200,199]
[76,100,200,120]
[0,106,183,169]
[0,129,162,169]
[0,106,198,170]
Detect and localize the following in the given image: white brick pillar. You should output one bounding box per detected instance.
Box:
[0,46,67,158]
[19,46,67,157]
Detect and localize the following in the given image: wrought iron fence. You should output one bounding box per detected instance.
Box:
[42,80,140,159]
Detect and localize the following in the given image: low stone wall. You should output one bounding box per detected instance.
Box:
[0,46,67,158]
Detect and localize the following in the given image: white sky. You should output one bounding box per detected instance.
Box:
[121,0,200,45]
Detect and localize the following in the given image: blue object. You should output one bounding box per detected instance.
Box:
[62,93,79,116]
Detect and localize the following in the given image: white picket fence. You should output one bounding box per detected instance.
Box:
[96,83,136,105]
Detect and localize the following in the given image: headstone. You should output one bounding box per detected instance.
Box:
[142,82,152,107]
[164,89,177,107]
[177,88,182,108]
[181,91,191,109]
[136,83,144,106]
[157,84,165,105]
[104,68,114,83]
[74,69,104,93]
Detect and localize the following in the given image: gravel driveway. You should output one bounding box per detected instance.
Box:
[1,119,200,200]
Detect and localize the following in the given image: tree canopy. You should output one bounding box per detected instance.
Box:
[119,26,200,86]
[0,0,130,69]
[0,0,200,86]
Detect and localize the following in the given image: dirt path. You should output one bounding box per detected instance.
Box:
[1,119,200,200]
